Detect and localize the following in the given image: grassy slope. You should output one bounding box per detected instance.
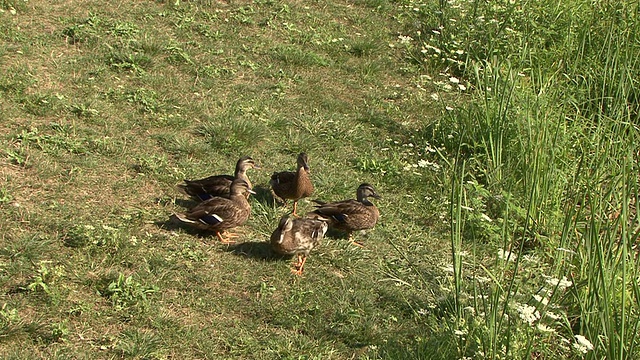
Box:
[0,1,448,359]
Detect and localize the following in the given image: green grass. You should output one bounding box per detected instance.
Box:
[1,0,638,359]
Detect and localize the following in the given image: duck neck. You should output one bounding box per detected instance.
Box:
[295,166,307,180]
[357,194,373,206]
[230,192,248,204]
[234,165,246,178]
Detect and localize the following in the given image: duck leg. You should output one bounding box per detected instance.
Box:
[216,231,238,244]
[347,232,365,247]
[292,201,300,217]
[291,254,307,275]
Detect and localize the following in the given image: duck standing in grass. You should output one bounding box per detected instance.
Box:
[270,215,328,275]
[174,179,254,243]
[178,156,259,201]
[309,183,380,247]
[270,152,314,217]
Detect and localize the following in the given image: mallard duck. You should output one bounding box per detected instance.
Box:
[270,152,314,217]
[174,179,254,243]
[178,156,259,201]
[270,215,328,275]
[309,183,380,246]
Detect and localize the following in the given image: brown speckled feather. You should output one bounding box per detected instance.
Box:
[175,179,253,233]
[270,215,328,256]
[310,183,380,235]
[270,215,328,274]
[178,156,258,200]
[270,153,314,215]
[270,153,314,201]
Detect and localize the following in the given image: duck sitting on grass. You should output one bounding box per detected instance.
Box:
[309,183,380,247]
[178,156,259,201]
[174,179,254,243]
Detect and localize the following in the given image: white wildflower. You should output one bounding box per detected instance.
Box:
[430,93,439,101]
[515,303,540,325]
[442,264,455,273]
[537,324,555,333]
[445,106,454,111]
[546,276,572,289]
[573,335,594,353]
[533,294,549,306]
[458,84,467,91]
[398,35,413,44]
[417,159,440,171]
[424,44,442,54]
[545,311,561,320]
[498,248,516,262]
[480,213,492,222]
[449,76,460,84]
[463,306,475,316]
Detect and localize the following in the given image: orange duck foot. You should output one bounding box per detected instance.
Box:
[216,231,238,243]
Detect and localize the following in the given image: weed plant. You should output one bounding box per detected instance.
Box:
[0,0,638,359]
[393,0,640,359]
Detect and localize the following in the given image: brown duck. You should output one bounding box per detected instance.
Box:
[270,215,328,275]
[270,152,314,217]
[309,183,380,246]
[177,156,259,201]
[174,179,254,243]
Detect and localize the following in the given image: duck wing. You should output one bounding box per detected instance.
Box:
[179,175,234,200]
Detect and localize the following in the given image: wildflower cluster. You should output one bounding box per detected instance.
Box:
[437,237,593,358]
[65,223,140,249]
[381,138,442,177]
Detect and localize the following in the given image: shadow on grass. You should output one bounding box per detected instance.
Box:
[223,241,286,261]
[154,196,199,210]
[251,184,276,206]
[154,216,217,239]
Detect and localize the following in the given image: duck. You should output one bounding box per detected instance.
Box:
[178,156,259,201]
[269,152,314,217]
[174,179,254,243]
[308,183,380,247]
[270,215,328,275]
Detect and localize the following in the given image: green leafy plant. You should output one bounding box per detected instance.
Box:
[25,261,65,297]
[104,274,158,311]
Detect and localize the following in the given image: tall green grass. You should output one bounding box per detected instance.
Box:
[398,0,640,358]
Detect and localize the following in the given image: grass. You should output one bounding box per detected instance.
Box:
[0,0,638,359]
